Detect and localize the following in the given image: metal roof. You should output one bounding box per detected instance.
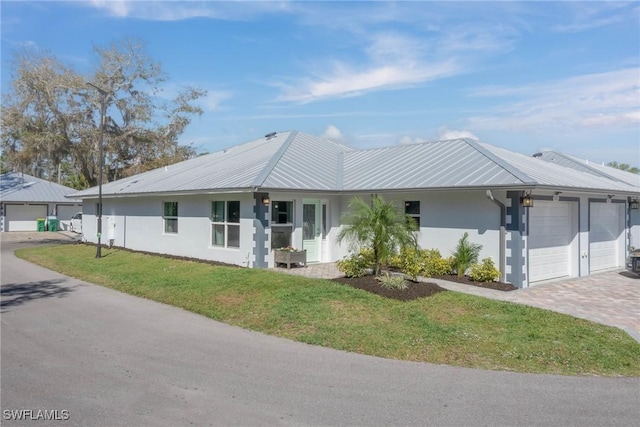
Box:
[535,151,640,188]
[341,139,526,190]
[69,132,640,199]
[481,144,639,193]
[70,131,353,198]
[1,172,81,203]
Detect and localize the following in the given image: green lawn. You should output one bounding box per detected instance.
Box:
[16,244,640,377]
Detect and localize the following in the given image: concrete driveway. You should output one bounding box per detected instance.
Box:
[1,235,639,426]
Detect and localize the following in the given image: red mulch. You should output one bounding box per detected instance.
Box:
[332,276,447,301]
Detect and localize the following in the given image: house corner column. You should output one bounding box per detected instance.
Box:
[506,191,528,288]
[252,192,270,268]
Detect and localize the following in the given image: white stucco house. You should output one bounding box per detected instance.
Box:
[69,131,640,288]
[1,172,82,232]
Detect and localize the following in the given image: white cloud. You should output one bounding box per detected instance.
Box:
[437,127,479,141]
[467,68,640,132]
[201,91,232,111]
[87,0,291,21]
[321,125,345,143]
[398,136,427,145]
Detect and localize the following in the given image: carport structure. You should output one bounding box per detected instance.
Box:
[0,172,81,232]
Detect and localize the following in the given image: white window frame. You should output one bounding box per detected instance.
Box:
[211,201,240,248]
[163,202,178,234]
[270,201,294,249]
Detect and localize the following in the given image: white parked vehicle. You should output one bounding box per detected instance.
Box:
[70,212,83,233]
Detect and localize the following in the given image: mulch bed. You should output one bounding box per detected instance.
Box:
[332,273,517,301]
[332,276,447,301]
[433,275,517,292]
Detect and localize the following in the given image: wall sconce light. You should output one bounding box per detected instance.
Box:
[606,195,614,204]
[262,197,270,205]
[630,198,640,210]
[552,191,562,202]
[521,191,534,208]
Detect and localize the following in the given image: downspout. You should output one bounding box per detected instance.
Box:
[486,190,506,282]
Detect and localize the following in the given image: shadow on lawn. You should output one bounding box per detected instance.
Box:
[1,279,79,311]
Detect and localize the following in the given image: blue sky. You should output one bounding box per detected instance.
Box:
[2,1,639,164]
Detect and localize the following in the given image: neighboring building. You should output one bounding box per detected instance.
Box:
[69,131,640,288]
[534,151,640,251]
[1,172,82,232]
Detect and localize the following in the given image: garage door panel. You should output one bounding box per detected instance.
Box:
[529,201,571,283]
[5,205,48,231]
[590,203,622,271]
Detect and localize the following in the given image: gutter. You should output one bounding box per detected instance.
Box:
[486,190,506,282]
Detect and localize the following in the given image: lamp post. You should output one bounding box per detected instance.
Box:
[87,82,107,259]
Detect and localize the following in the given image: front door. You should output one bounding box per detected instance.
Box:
[302,200,321,262]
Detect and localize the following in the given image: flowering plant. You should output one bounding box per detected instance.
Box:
[279,246,300,252]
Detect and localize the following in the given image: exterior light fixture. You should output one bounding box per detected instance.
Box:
[552,192,562,202]
[521,191,534,208]
[630,198,640,210]
[606,195,614,204]
[262,197,270,205]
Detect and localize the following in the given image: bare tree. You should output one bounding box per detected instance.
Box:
[1,38,206,188]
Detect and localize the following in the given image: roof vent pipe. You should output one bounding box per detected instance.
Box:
[265,132,277,140]
[486,190,506,283]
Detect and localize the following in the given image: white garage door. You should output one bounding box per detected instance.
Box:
[5,204,48,231]
[529,201,572,283]
[56,205,80,231]
[590,203,623,271]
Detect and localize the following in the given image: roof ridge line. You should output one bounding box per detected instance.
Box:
[550,151,627,183]
[464,139,536,185]
[251,131,298,188]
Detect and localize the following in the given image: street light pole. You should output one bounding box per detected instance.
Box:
[87,82,107,259]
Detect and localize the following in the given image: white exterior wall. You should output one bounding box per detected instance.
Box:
[83,193,256,267]
[333,190,503,265]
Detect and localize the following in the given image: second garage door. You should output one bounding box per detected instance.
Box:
[590,202,624,272]
[528,201,573,283]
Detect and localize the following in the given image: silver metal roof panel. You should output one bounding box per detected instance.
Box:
[1,172,81,203]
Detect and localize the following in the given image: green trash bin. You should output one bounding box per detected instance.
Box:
[37,218,46,232]
[48,218,59,232]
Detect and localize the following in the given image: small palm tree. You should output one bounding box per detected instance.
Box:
[452,232,482,278]
[338,195,418,276]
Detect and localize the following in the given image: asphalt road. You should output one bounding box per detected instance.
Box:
[1,238,639,426]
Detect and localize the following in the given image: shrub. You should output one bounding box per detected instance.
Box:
[426,255,454,277]
[398,246,423,281]
[336,248,375,278]
[452,232,482,278]
[469,258,500,282]
[376,272,408,290]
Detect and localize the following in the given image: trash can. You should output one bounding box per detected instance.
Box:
[48,217,59,232]
[37,218,46,232]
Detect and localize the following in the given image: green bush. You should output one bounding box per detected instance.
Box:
[376,272,408,290]
[452,232,482,278]
[396,247,454,280]
[398,246,423,281]
[336,248,375,278]
[469,258,500,282]
[426,255,454,277]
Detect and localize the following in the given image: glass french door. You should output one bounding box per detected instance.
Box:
[302,200,321,262]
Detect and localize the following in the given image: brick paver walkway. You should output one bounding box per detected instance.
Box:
[274,263,640,341]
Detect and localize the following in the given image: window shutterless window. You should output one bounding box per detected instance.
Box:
[271,201,293,249]
[163,202,178,233]
[405,201,420,227]
[211,201,240,248]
